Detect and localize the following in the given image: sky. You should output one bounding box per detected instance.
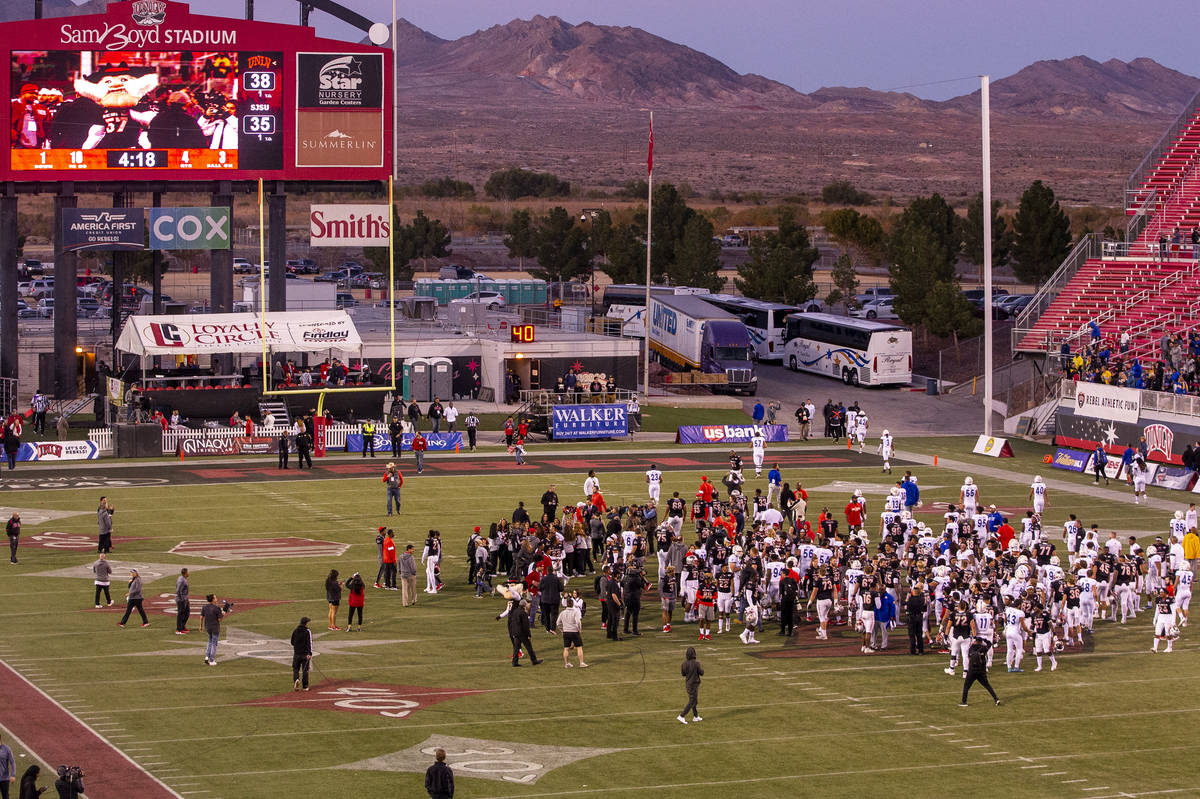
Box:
[96,0,1200,100]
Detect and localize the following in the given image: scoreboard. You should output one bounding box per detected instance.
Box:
[2,0,389,182]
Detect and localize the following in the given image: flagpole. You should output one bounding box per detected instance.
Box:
[643,111,653,399]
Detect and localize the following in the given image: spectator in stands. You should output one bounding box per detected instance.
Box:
[1088,319,1102,343]
[1192,225,1200,260]
[1119,330,1131,354]
[1159,231,1169,261]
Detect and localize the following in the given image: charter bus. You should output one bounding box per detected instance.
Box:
[703,294,815,362]
[781,312,912,386]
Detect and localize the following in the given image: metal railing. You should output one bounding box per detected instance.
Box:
[1141,166,1200,246]
[1125,188,1157,243]
[1010,234,1103,351]
[1060,380,1200,420]
[1125,88,1200,198]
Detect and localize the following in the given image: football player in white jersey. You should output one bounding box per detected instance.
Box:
[1028,475,1047,514]
[877,428,893,473]
[844,559,865,607]
[1174,563,1193,627]
[881,488,902,535]
[1078,570,1100,632]
[1002,596,1030,672]
[960,477,979,517]
[750,433,766,477]
[1186,503,1198,533]
[1130,458,1149,504]
[1170,510,1188,543]
[855,413,869,452]
[797,539,816,579]
[972,599,996,669]
[645,463,663,502]
[972,510,990,547]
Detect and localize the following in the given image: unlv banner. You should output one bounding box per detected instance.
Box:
[116,311,362,355]
[16,440,100,461]
[676,424,789,444]
[552,404,628,440]
[309,204,390,247]
[1073,383,1140,424]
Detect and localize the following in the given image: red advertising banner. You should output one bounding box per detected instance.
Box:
[3,0,391,183]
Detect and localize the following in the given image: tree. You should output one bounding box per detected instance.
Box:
[962,192,1012,268]
[734,211,819,305]
[363,205,414,282]
[503,210,537,269]
[530,206,591,285]
[648,183,697,282]
[887,193,961,278]
[668,216,723,291]
[418,177,475,199]
[923,280,982,344]
[888,225,952,327]
[827,253,859,313]
[821,180,875,206]
[823,208,885,267]
[406,210,452,270]
[598,223,645,285]
[484,168,570,200]
[1011,180,1072,286]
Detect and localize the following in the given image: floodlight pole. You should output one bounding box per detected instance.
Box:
[982,75,994,437]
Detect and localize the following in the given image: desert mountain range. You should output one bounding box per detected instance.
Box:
[5,4,1197,201]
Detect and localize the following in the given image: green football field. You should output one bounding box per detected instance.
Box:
[0,437,1195,799]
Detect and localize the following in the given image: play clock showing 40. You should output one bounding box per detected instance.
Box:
[510,324,536,343]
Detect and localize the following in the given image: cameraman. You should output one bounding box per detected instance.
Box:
[201,594,225,666]
[53,766,83,799]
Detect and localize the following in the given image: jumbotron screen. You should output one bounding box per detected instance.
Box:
[10,49,283,172]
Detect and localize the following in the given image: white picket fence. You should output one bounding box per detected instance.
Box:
[89,422,361,455]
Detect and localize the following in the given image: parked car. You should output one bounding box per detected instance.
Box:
[853,286,894,306]
[996,293,1033,314]
[76,298,100,316]
[315,271,341,283]
[36,298,54,317]
[286,258,320,275]
[962,288,1008,302]
[720,234,746,246]
[336,262,365,276]
[452,290,506,310]
[17,259,45,280]
[232,257,254,274]
[336,292,357,308]
[26,278,55,298]
[850,297,899,320]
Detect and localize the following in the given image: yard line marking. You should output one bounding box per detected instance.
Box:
[1021,765,1048,769]
[963,745,989,749]
[893,721,921,725]
[1061,779,1088,783]
[1080,789,1111,793]
[949,739,973,743]
[881,715,904,719]
[928,732,954,737]
[1041,772,1069,776]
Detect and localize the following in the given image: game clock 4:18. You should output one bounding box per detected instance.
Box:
[107,150,168,168]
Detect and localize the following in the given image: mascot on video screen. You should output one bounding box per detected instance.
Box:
[49,61,158,150]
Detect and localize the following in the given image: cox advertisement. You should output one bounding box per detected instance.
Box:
[676,424,788,445]
[551,404,628,440]
[345,433,463,452]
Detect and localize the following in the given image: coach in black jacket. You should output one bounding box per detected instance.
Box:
[499,599,541,666]
[906,586,928,655]
[291,617,313,690]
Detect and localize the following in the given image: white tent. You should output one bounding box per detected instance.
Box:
[115,312,362,356]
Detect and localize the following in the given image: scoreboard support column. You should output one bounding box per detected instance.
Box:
[268,182,287,312]
[53,184,79,400]
[210,182,235,373]
[0,185,16,382]
[151,191,163,316]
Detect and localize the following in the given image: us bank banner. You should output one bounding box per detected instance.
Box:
[676,424,789,444]
[116,311,362,355]
[552,404,628,440]
[1074,383,1140,424]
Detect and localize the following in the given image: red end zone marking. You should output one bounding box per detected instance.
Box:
[186,467,286,479]
[239,679,486,718]
[320,464,384,475]
[0,659,184,798]
[169,537,349,561]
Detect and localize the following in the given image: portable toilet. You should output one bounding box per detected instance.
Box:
[414,278,432,299]
[498,279,517,305]
[409,357,432,402]
[450,280,472,302]
[401,359,412,401]
[530,279,547,305]
[429,357,453,400]
[430,281,447,305]
[519,279,536,305]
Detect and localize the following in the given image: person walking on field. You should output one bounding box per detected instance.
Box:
[399,544,419,606]
[118,568,149,627]
[325,569,343,631]
[554,596,588,668]
[424,748,454,799]
[0,731,15,799]
[677,646,703,723]
[97,496,114,553]
[381,530,398,590]
[384,462,403,516]
[92,553,113,608]
[200,593,224,666]
[175,568,190,634]
[6,512,18,565]
[959,637,1000,707]
[291,616,313,691]
[345,572,365,631]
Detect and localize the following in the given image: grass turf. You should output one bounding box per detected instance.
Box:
[0,438,1195,798]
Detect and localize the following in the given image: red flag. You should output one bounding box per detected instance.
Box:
[647,116,654,176]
